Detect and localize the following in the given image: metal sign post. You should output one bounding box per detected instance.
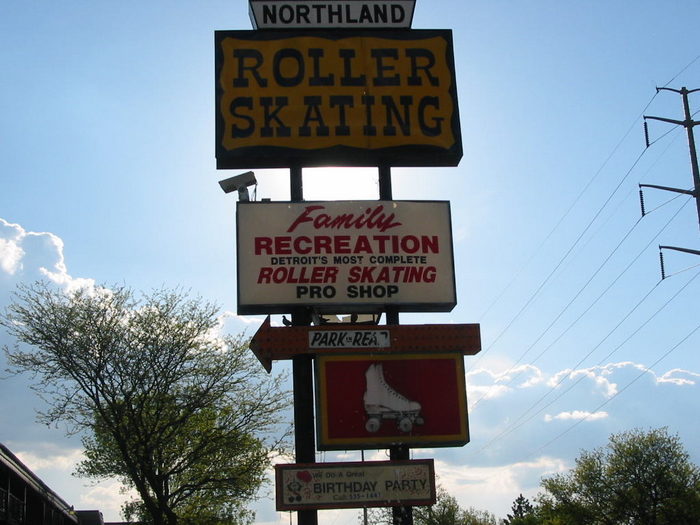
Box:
[290,165,318,525]
[379,164,412,525]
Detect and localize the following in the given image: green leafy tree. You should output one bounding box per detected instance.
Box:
[2,283,290,525]
[537,427,700,525]
[502,494,537,525]
[362,486,497,525]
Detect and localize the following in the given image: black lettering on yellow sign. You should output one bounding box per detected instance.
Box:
[215,30,462,168]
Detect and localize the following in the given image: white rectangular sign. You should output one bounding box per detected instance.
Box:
[308,329,390,349]
[236,200,456,314]
[275,459,435,510]
[249,0,416,29]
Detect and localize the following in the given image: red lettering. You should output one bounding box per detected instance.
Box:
[354,235,372,253]
[348,266,362,283]
[273,267,289,282]
[294,236,312,254]
[325,266,339,282]
[256,266,339,284]
[359,266,376,282]
[422,236,439,253]
[374,235,390,253]
[376,267,391,282]
[275,236,292,254]
[255,237,273,255]
[311,266,325,282]
[287,205,324,232]
[285,204,402,233]
[334,235,351,253]
[401,235,420,253]
[254,235,439,255]
[316,236,332,253]
[258,267,273,283]
[392,266,407,281]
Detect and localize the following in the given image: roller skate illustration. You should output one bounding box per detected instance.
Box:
[363,363,424,433]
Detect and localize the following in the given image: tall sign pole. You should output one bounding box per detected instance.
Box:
[290,164,318,525]
[379,164,412,524]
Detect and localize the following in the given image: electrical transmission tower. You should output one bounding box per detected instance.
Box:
[640,86,700,277]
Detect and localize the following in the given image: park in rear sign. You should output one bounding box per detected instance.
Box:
[235,200,456,314]
[215,29,461,168]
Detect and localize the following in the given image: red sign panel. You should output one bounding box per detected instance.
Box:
[315,353,468,450]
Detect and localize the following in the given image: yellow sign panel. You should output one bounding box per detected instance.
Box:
[215,30,461,168]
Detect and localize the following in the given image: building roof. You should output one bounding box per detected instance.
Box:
[0,442,79,524]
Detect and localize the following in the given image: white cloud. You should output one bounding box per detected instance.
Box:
[657,368,700,386]
[452,224,469,243]
[219,310,267,326]
[546,363,652,398]
[0,237,24,274]
[499,364,545,388]
[466,364,545,406]
[468,364,544,388]
[0,217,95,294]
[434,456,567,517]
[543,410,609,422]
[79,480,136,516]
[468,383,512,405]
[464,360,700,472]
[568,368,619,397]
[435,359,700,517]
[15,445,84,472]
[12,444,132,519]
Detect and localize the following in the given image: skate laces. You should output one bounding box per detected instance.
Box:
[378,375,410,403]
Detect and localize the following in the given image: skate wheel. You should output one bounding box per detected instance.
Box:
[365,417,381,433]
[398,417,413,433]
[416,416,424,426]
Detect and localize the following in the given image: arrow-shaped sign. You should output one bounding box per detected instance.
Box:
[249,316,481,372]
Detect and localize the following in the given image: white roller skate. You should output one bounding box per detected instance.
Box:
[363,363,424,433]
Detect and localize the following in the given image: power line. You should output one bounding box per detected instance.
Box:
[470,214,643,409]
[470,147,655,405]
[535,315,700,455]
[660,54,700,88]
[464,292,700,487]
[476,266,699,454]
[475,55,700,359]
[461,54,700,491]
[476,95,663,326]
[472,199,692,447]
[473,146,650,371]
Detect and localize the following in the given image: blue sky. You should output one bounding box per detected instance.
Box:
[2,1,700,522]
